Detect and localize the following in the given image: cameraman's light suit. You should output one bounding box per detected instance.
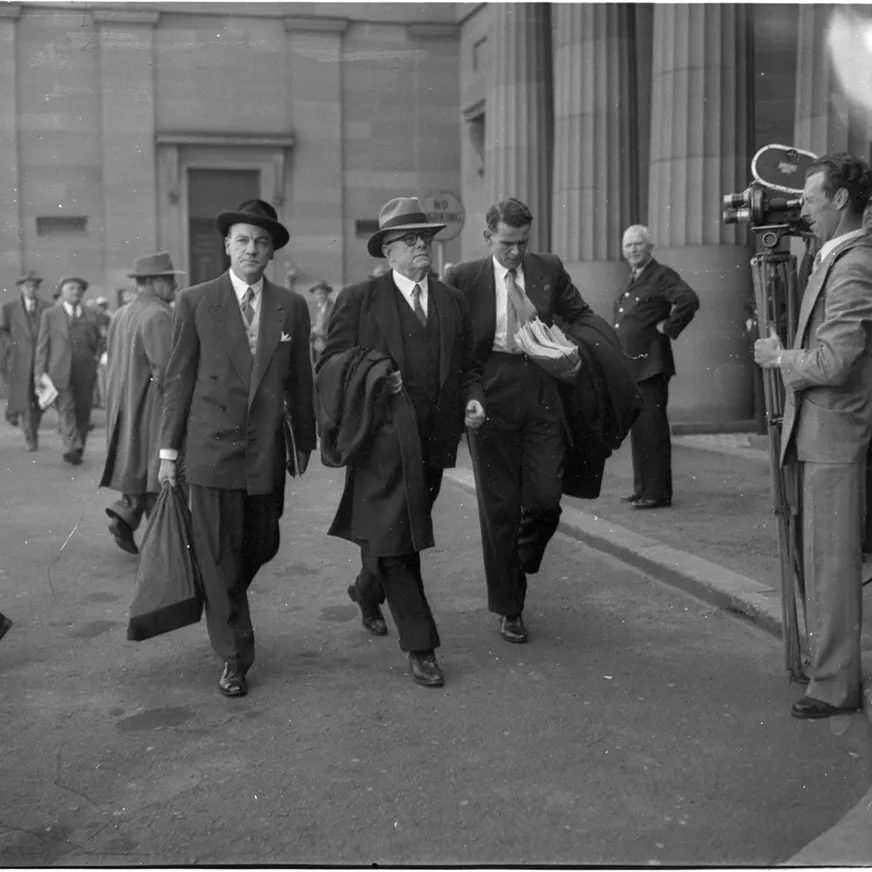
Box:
[779,230,872,709]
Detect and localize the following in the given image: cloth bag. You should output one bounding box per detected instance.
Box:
[127,483,204,641]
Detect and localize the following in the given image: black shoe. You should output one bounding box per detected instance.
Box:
[26,439,38,452]
[499,615,528,644]
[347,583,387,636]
[62,451,83,466]
[108,516,139,556]
[218,663,248,697]
[633,497,672,510]
[0,614,12,642]
[791,696,858,719]
[620,493,642,503]
[409,651,444,687]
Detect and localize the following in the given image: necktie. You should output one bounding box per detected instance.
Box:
[505,268,534,351]
[241,287,255,325]
[412,284,427,328]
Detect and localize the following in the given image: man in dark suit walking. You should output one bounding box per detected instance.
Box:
[319,196,484,687]
[0,271,50,449]
[444,198,589,645]
[615,225,699,509]
[158,199,316,698]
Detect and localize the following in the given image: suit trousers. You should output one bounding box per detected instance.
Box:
[353,465,443,653]
[630,374,672,501]
[800,461,864,709]
[107,493,158,533]
[57,362,96,455]
[20,390,43,448]
[467,353,566,618]
[188,485,283,673]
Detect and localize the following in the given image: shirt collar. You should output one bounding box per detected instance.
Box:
[819,228,867,266]
[228,269,264,303]
[392,270,428,299]
[492,256,524,282]
[631,257,653,278]
[62,300,81,318]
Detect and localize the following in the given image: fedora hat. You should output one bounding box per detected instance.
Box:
[367,197,446,259]
[127,251,185,279]
[216,198,289,251]
[15,270,43,286]
[57,275,89,292]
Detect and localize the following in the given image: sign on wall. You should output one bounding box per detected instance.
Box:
[422,191,465,242]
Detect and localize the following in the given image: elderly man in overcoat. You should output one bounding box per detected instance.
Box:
[158,199,316,698]
[35,276,102,466]
[0,271,50,449]
[100,253,184,555]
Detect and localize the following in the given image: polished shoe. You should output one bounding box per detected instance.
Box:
[347,583,387,636]
[633,497,672,510]
[499,614,528,644]
[0,614,12,642]
[26,440,38,452]
[619,493,642,503]
[218,663,248,697]
[62,451,83,466]
[108,516,139,556]
[409,651,444,687]
[791,696,858,719]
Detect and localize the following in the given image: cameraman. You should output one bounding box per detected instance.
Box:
[754,152,872,719]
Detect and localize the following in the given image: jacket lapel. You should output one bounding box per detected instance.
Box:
[210,273,253,387]
[522,254,547,316]
[12,299,29,338]
[249,279,284,405]
[477,259,497,348]
[430,280,454,387]
[370,273,406,372]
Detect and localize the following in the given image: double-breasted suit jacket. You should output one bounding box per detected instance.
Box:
[0,296,51,412]
[35,303,101,390]
[160,272,316,495]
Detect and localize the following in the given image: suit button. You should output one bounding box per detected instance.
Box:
[614,322,620,328]
[618,308,624,313]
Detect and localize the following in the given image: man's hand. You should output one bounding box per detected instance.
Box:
[295,450,311,476]
[158,458,178,488]
[655,320,668,335]
[386,370,403,395]
[754,326,784,369]
[465,400,486,430]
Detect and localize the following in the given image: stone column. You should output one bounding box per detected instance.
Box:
[551,3,634,316]
[0,5,21,293]
[486,3,552,250]
[94,9,159,296]
[794,5,871,157]
[647,4,755,424]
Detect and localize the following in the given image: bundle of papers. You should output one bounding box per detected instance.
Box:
[35,373,58,411]
[514,318,580,381]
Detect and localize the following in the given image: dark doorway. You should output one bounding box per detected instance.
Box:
[188,169,260,285]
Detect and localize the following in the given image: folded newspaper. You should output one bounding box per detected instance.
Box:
[514,318,580,381]
[35,373,58,411]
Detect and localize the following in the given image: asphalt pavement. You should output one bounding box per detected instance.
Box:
[1,413,872,865]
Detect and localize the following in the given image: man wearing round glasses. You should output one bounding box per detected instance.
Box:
[318,196,485,688]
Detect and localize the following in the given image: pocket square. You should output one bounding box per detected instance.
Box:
[280,332,292,343]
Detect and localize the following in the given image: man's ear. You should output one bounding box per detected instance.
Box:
[483,228,491,245]
[835,188,850,211]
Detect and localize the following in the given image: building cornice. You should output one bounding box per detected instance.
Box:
[284,16,348,34]
[156,132,296,149]
[91,8,160,25]
[406,23,458,40]
[0,4,22,19]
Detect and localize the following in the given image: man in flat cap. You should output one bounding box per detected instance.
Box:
[158,199,316,698]
[0,270,50,447]
[35,275,102,465]
[317,196,485,688]
[100,253,184,555]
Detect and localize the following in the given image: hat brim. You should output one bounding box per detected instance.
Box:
[126,269,186,279]
[367,222,447,259]
[16,277,43,286]
[57,277,89,291]
[216,211,290,251]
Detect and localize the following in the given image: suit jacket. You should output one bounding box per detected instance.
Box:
[0,296,51,412]
[444,253,590,366]
[160,272,316,495]
[100,293,173,495]
[35,303,101,392]
[780,233,872,466]
[613,258,699,382]
[318,272,482,469]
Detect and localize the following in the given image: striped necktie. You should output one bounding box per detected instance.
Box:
[412,284,427,328]
[241,287,255,325]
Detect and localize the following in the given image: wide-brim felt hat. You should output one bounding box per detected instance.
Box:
[367,197,446,259]
[127,251,185,279]
[16,270,43,286]
[216,198,289,251]
[57,275,89,292]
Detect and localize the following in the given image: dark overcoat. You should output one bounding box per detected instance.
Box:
[99,293,173,495]
[0,296,51,413]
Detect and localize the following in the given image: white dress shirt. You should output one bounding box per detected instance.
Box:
[62,301,83,319]
[22,296,35,315]
[492,256,526,352]
[228,269,264,316]
[392,270,429,317]
[817,228,867,268]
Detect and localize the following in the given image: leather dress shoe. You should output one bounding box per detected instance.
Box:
[347,583,387,636]
[62,451,83,466]
[218,663,248,697]
[108,516,139,556]
[409,651,444,687]
[619,493,642,503]
[791,696,858,719]
[0,614,12,642]
[499,615,528,644]
[633,498,672,510]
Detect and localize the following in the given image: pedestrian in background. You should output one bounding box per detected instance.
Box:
[100,253,183,556]
[755,152,872,719]
[0,270,50,448]
[89,297,111,409]
[35,276,102,466]
[615,225,699,510]
[158,199,315,699]
[309,281,335,367]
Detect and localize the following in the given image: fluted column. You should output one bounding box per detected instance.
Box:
[486,3,552,250]
[647,4,755,423]
[794,5,871,156]
[0,5,21,291]
[551,3,634,315]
